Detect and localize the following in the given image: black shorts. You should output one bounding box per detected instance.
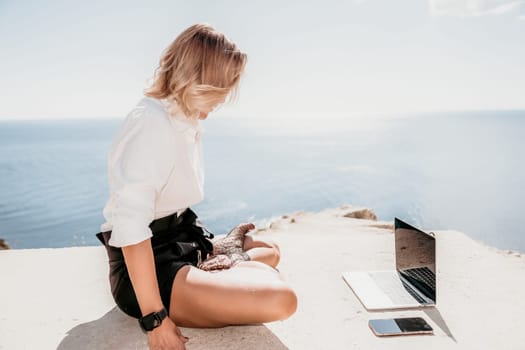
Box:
[95,208,215,319]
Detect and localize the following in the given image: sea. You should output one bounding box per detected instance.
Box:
[1,111,524,253]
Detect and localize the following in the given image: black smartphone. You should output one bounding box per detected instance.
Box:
[368,317,433,337]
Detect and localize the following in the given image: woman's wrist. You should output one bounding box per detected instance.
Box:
[141,303,166,317]
[139,307,168,333]
[230,251,251,265]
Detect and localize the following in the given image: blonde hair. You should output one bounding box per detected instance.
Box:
[145,23,247,118]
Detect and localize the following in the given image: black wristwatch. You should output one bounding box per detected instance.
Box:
[139,307,168,333]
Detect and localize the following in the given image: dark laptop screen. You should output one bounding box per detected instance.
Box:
[394,218,436,301]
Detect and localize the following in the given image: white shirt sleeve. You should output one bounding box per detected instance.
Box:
[106,108,176,248]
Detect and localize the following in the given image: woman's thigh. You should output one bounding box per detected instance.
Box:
[169,261,297,328]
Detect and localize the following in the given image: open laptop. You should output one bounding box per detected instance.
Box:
[341,218,436,310]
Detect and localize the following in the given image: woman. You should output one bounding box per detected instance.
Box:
[96,23,298,350]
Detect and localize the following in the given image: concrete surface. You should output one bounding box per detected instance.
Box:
[1,205,524,349]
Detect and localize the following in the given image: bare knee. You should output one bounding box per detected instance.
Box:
[267,285,298,321]
[261,240,280,268]
[244,236,281,268]
[271,241,281,267]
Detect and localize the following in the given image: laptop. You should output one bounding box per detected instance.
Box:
[341,218,436,310]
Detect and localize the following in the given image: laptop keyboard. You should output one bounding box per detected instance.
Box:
[402,267,436,291]
[370,272,427,305]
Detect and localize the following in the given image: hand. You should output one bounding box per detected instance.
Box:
[147,316,189,350]
[197,252,251,272]
[197,254,234,271]
[212,222,255,255]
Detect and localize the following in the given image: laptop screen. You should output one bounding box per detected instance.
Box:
[394,218,436,302]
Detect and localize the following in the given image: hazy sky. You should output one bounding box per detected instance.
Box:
[1,0,524,120]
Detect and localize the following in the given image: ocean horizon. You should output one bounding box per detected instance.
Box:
[1,111,524,253]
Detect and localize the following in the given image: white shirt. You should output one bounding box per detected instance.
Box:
[99,96,205,247]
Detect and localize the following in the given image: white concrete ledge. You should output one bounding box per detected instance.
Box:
[1,205,524,349]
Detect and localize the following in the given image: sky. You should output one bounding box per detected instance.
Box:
[0,0,524,120]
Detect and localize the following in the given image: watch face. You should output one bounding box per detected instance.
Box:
[139,309,167,332]
[140,316,154,332]
[153,317,161,327]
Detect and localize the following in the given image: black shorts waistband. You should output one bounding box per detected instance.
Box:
[95,207,214,251]
[149,208,189,234]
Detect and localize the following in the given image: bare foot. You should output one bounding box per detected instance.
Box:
[211,223,255,255]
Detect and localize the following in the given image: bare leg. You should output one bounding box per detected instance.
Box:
[243,234,280,269]
[169,262,298,328]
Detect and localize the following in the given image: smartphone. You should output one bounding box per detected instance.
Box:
[368,317,433,337]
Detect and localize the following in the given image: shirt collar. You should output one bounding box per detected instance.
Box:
[147,97,202,142]
[167,109,202,141]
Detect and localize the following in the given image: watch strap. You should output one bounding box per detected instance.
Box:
[139,307,168,332]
